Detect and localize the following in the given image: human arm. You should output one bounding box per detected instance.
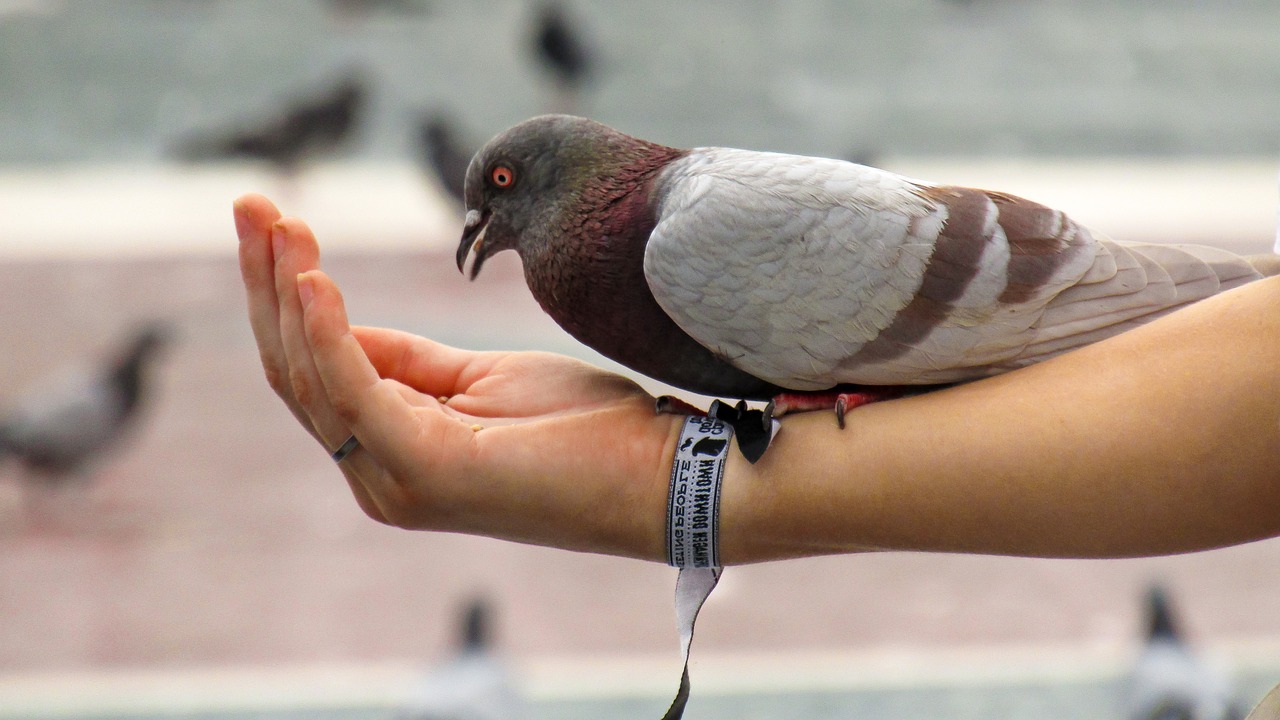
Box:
[235,192,1280,565]
[722,278,1280,561]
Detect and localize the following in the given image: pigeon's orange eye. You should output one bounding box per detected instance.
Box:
[490,165,515,188]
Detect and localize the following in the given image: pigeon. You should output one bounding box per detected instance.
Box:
[530,2,594,113]
[173,74,366,176]
[455,115,1275,443]
[0,324,169,482]
[1122,585,1245,720]
[416,112,473,207]
[396,597,529,720]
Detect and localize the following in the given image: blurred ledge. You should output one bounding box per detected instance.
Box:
[0,161,463,261]
[885,156,1279,254]
[2,638,1279,716]
[0,158,1275,262]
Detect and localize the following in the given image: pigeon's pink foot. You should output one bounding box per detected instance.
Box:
[767,385,911,429]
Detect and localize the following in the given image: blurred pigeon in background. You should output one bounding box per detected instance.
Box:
[396,596,529,720]
[529,2,594,113]
[416,112,473,208]
[1122,585,1246,720]
[173,73,366,178]
[0,324,169,484]
[457,115,1279,458]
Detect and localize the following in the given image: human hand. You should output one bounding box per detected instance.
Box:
[235,191,1280,567]
[233,193,682,560]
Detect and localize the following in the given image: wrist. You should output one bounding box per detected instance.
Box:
[716,412,863,564]
[717,434,782,565]
[591,406,687,562]
[643,415,688,561]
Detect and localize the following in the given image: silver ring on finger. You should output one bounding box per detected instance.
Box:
[330,434,360,463]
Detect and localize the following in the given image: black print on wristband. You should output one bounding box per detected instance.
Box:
[681,436,727,457]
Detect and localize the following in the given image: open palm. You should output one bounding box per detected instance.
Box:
[236,192,677,559]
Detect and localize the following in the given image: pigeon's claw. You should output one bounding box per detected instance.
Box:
[655,395,705,416]
[759,400,777,436]
[654,395,778,463]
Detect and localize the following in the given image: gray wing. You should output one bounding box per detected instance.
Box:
[645,148,1257,388]
[646,148,948,389]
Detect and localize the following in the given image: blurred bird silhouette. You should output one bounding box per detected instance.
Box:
[416,112,473,208]
[396,597,529,720]
[1,324,169,488]
[1123,585,1246,720]
[530,2,594,113]
[173,74,366,180]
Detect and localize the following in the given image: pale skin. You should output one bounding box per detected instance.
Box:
[235,192,1280,565]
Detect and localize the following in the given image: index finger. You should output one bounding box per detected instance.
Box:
[353,325,488,398]
[298,271,475,480]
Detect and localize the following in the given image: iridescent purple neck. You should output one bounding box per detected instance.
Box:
[522,144,781,399]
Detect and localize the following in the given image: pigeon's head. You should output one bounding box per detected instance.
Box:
[107,322,174,400]
[456,114,650,279]
[116,323,173,371]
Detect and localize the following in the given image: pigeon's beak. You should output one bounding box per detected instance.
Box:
[456,208,491,280]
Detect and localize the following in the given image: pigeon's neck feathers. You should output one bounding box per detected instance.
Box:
[108,333,162,416]
[525,139,673,300]
[110,359,146,415]
[460,598,491,653]
[1145,587,1182,643]
[558,131,685,212]
[526,133,684,265]
[517,136,785,396]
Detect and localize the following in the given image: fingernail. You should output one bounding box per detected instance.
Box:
[232,200,250,241]
[296,273,314,309]
[271,221,287,259]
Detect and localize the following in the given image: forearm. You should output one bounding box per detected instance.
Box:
[719,276,1280,564]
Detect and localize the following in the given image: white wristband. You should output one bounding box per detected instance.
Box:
[661,414,732,719]
[661,405,776,717]
[666,414,732,568]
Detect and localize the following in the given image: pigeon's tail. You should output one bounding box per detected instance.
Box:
[1246,254,1280,277]
[1144,584,1181,644]
[1008,241,1265,368]
[1127,243,1268,293]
